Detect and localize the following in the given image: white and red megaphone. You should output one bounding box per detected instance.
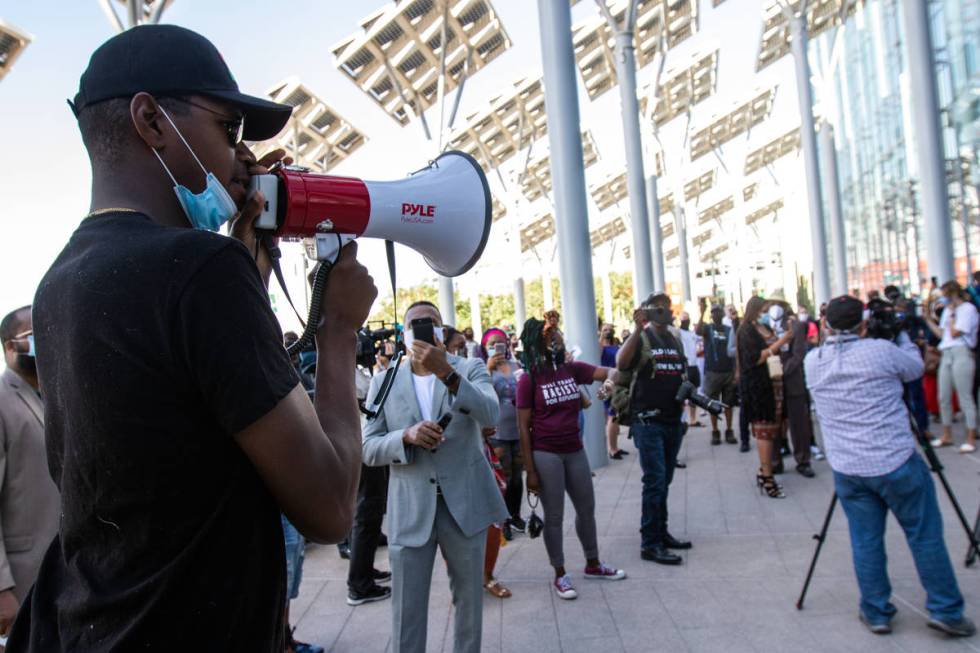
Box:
[250,150,492,277]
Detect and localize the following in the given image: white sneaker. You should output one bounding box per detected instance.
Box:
[958,443,977,454]
[553,574,577,600]
[931,438,951,448]
[810,445,825,461]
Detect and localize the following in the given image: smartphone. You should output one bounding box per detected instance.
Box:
[493,343,507,356]
[410,318,436,345]
[431,412,453,453]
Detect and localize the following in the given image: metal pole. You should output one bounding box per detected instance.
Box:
[953,154,971,277]
[821,123,848,295]
[538,0,606,470]
[513,277,527,330]
[603,3,654,303]
[790,14,831,307]
[646,174,666,291]
[675,208,692,302]
[901,0,955,283]
[439,277,456,326]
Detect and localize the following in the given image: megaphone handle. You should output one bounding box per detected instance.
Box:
[313,233,356,262]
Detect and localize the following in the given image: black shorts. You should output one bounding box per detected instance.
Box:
[704,370,737,406]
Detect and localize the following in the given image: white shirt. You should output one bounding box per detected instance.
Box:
[939,301,979,350]
[412,373,437,421]
[678,329,698,367]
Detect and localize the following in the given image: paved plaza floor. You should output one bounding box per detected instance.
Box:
[292,414,980,652]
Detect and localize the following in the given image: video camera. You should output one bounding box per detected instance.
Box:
[866,298,904,341]
[675,379,726,416]
[355,323,398,370]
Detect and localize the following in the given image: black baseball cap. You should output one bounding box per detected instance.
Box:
[825,295,864,331]
[70,25,291,141]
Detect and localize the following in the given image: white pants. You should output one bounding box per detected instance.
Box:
[939,345,977,430]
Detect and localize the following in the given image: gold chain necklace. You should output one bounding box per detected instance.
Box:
[86,207,141,218]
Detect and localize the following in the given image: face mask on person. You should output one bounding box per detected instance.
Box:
[11,333,36,374]
[799,311,809,322]
[150,107,238,232]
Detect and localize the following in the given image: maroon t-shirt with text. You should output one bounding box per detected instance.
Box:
[516,361,597,453]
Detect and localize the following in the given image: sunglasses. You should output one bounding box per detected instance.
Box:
[170,98,244,147]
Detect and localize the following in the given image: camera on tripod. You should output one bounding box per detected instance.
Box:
[675,379,726,416]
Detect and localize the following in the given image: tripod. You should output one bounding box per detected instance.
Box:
[968,502,980,567]
[797,425,980,609]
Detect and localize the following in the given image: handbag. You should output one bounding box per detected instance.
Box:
[766,354,784,380]
[526,494,544,539]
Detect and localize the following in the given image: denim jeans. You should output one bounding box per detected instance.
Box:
[833,453,964,625]
[631,420,684,549]
[281,514,305,600]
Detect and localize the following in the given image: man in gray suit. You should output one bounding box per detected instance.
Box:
[363,301,507,653]
[0,306,59,636]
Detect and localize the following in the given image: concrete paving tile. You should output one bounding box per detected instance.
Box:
[677,625,756,653]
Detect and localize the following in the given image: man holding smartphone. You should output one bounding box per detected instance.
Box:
[362,301,507,653]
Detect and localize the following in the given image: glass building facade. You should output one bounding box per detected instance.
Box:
[819,0,979,296]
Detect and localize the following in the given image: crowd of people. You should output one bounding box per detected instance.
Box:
[0,23,976,653]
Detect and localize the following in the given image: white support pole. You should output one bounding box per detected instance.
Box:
[675,208,692,302]
[646,174,666,291]
[538,0,606,470]
[901,0,954,283]
[601,265,614,323]
[513,277,527,330]
[600,0,654,303]
[439,277,456,326]
[790,13,831,307]
[821,122,848,296]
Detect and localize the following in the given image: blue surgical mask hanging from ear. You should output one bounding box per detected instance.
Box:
[26,334,35,357]
[150,107,238,232]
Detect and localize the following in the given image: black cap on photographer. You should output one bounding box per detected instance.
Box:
[70,24,291,141]
[825,295,864,331]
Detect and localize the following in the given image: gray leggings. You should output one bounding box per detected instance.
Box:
[532,448,598,568]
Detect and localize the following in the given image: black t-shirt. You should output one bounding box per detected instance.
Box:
[630,327,685,423]
[9,212,299,652]
[699,322,734,373]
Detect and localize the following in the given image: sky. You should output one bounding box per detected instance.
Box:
[0,0,807,330]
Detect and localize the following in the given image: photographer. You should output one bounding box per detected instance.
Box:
[804,296,974,637]
[617,293,692,565]
[9,26,375,652]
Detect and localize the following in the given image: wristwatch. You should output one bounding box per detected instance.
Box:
[440,370,460,387]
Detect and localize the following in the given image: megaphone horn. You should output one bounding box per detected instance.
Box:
[249,150,493,277]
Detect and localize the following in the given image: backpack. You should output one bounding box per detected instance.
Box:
[609,330,654,426]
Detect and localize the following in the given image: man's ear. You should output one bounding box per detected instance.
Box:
[130,92,168,150]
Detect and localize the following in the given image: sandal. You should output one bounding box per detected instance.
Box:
[757,469,785,498]
[484,578,512,598]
